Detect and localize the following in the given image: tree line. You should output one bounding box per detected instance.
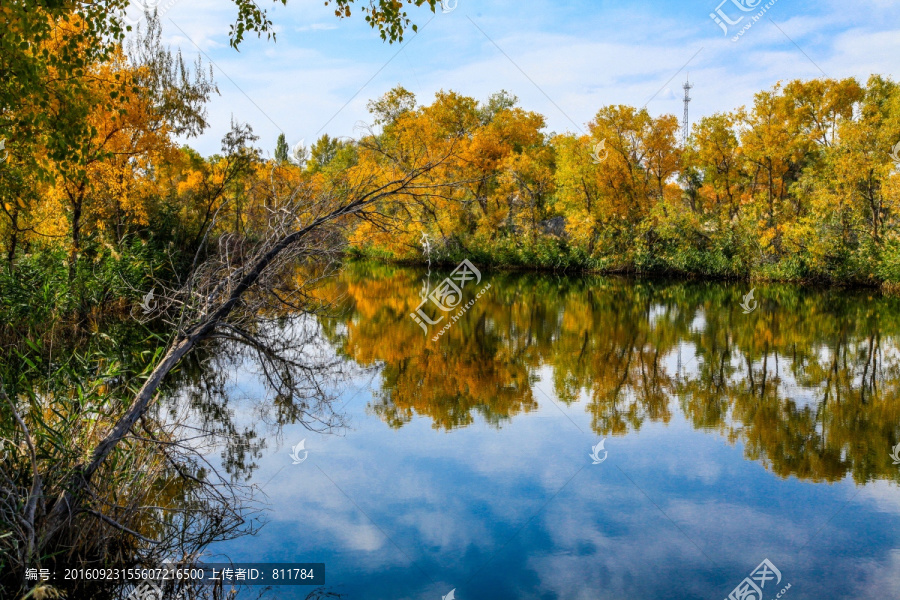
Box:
[350,79,900,284]
[3,53,900,295]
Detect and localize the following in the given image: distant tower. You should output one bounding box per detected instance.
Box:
[682,75,693,146]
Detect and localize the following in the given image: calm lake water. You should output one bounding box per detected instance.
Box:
[206,262,900,600]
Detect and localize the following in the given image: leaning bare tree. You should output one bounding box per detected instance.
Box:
[5,125,463,589]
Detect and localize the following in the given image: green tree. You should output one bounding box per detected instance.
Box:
[275,132,290,163]
[307,134,345,172]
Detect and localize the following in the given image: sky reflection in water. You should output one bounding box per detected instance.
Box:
[210,265,900,599]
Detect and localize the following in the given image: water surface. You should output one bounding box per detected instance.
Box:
[208,264,900,599]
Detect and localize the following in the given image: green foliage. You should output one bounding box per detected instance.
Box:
[274,133,290,163]
[0,237,169,337]
[367,85,417,126]
[325,0,439,43]
[306,134,355,173]
[478,90,519,124]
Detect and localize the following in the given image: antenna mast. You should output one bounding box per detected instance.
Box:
[682,74,693,146]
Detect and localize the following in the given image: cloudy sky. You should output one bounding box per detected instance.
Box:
[143,0,900,157]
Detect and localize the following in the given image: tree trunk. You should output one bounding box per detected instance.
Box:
[69,193,83,283]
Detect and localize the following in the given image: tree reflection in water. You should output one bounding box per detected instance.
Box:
[317,263,900,484]
[0,303,361,600]
[10,263,896,598]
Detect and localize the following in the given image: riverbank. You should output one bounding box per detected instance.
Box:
[347,244,892,289]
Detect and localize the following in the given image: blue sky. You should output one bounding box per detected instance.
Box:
[146,0,900,157]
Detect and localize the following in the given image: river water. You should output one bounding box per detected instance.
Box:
[206,263,900,599]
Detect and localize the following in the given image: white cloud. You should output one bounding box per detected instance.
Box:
[156,0,900,156]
